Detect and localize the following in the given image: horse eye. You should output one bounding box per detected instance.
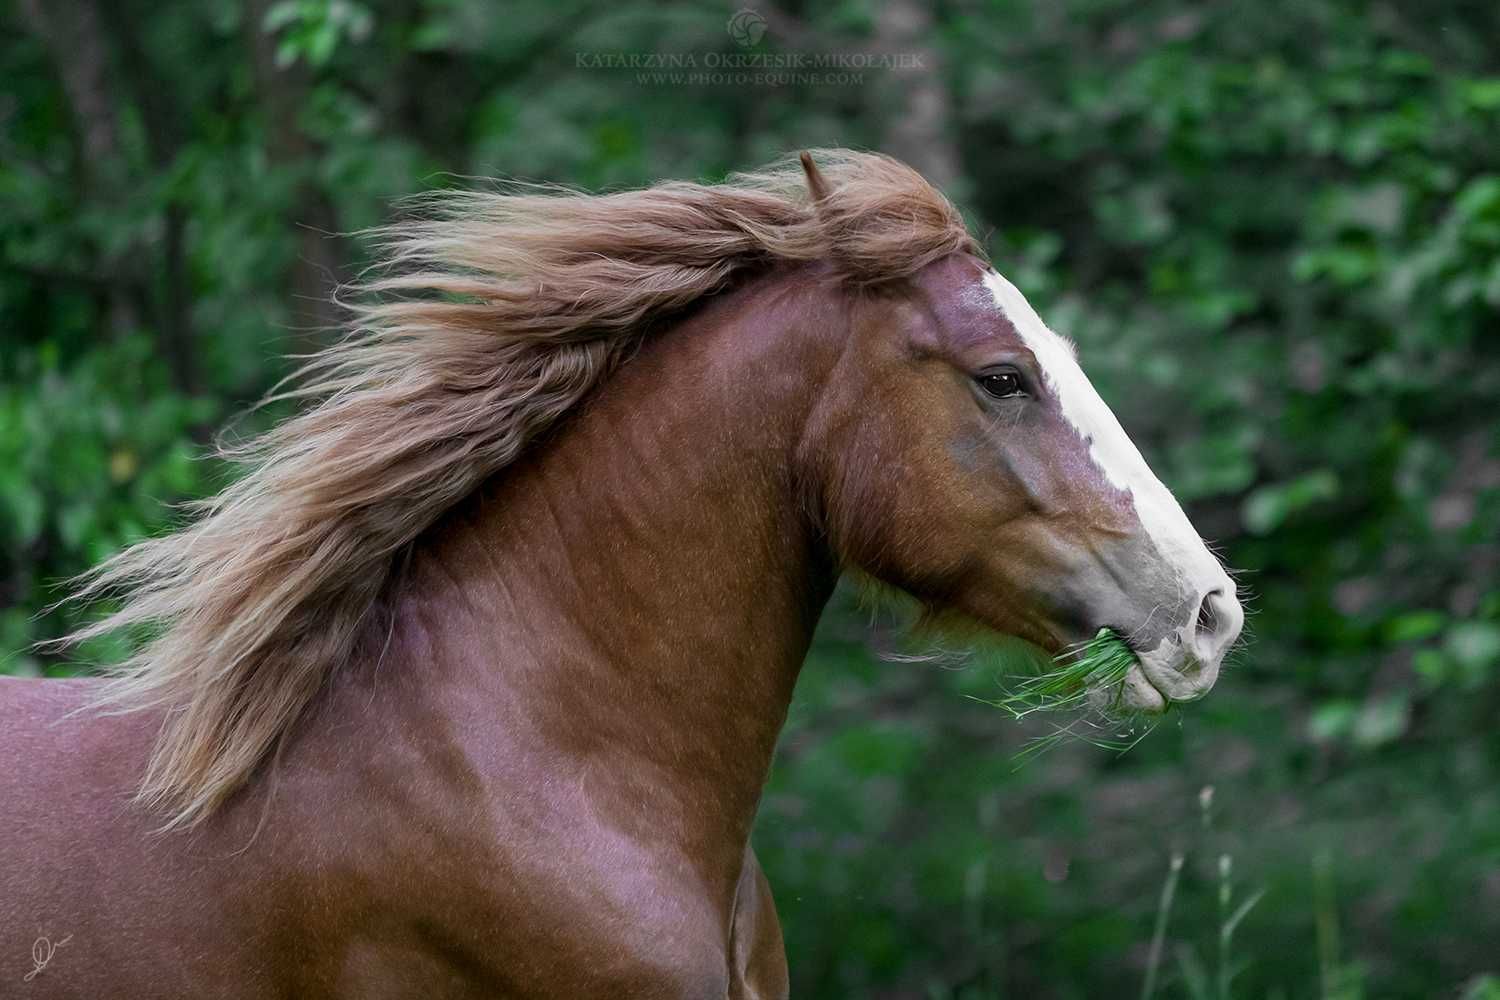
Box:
[978,371,1023,399]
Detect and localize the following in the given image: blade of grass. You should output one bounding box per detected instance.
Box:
[968,628,1161,763]
[1140,852,1185,1000]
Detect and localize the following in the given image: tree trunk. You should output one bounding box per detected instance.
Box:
[16,0,119,165]
[103,2,202,396]
[244,0,349,341]
[16,0,141,340]
[874,0,962,196]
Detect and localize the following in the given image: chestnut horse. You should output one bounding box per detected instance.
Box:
[0,151,1241,998]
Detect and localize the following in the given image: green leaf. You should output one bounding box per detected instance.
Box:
[1308,700,1356,742]
[1353,694,1410,748]
[1384,611,1446,643]
[1444,622,1500,677]
[1464,80,1500,110]
[1241,470,1340,534]
[261,0,302,32]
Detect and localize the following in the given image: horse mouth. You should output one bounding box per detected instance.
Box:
[1116,662,1172,714]
[1118,642,1222,714]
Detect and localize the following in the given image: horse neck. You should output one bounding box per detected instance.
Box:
[385,267,846,856]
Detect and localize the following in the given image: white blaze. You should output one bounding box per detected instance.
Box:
[979,269,1218,589]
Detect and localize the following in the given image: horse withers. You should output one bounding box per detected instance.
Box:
[0,150,1241,998]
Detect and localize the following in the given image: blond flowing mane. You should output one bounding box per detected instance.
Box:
[62,149,978,829]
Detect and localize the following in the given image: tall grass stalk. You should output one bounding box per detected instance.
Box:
[1217,854,1266,1000]
[1312,850,1365,999]
[1163,786,1265,1000]
[1140,852,1185,1000]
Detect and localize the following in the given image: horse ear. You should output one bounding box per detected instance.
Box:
[800,151,854,276]
[799,151,831,204]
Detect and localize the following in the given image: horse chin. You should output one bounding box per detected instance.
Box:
[1113,663,1171,714]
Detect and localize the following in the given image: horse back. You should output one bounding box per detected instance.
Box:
[0,677,285,996]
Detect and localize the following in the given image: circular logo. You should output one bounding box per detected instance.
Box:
[727,9,767,48]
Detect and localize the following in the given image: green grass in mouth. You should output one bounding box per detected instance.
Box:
[970,628,1163,764]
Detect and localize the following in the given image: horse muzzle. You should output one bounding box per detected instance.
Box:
[1121,584,1243,712]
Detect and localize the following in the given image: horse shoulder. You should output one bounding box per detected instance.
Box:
[269,694,744,997]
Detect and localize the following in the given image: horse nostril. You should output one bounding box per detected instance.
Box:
[1190,585,1240,660]
[1196,587,1223,637]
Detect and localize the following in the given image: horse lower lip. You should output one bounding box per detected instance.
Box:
[1135,643,1218,703]
[1119,664,1170,714]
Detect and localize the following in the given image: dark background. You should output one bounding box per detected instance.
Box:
[3,1,1498,997]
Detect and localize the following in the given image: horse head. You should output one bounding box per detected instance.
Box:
[800,232,1241,712]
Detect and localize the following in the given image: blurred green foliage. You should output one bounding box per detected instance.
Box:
[2,0,1497,996]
